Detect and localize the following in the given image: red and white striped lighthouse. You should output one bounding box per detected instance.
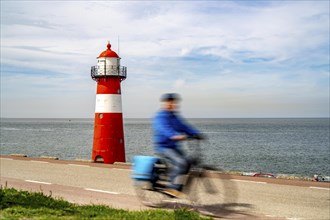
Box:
[91,42,127,164]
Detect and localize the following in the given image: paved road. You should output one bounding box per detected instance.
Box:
[1,156,329,219]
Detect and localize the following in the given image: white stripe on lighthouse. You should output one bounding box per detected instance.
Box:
[95,94,122,113]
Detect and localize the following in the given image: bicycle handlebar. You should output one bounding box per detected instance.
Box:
[187,134,206,140]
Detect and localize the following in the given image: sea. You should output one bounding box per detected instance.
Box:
[1,118,329,178]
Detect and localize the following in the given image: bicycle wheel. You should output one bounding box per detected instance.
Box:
[134,180,168,207]
[186,168,235,214]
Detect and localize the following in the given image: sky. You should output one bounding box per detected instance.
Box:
[1,1,329,118]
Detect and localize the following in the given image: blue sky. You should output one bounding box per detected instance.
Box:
[1,1,329,118]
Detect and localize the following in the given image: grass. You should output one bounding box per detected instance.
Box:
[0,187,212,220]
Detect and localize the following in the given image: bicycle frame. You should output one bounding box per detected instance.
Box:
[133,139,211,196]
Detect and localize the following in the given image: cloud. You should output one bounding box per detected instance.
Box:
[173,79,186,89]
[1,1,329,118]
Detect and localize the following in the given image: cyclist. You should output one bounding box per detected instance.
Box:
[152,93,203,198]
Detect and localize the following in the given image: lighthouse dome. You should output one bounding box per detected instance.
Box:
[98,42,119,58]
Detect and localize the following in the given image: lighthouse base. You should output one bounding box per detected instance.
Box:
[92,113,126,164]
[92,139,126,164]
[92,149,114,164]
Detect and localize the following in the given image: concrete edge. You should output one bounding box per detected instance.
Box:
[10,154,28,157]
[114,162,132,166]
[40,156,59,160]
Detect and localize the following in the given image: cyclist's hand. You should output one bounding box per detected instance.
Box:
[171,135,188,141]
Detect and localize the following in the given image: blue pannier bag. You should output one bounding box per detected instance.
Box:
[132,155,159,181]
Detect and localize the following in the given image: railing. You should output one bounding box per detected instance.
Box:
[91,65,127,81]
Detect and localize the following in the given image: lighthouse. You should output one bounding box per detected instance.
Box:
[91,42,127,164]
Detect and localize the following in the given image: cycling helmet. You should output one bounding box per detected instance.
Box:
[160,93,181,102]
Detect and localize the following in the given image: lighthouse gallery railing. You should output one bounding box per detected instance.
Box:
[91,65,127,81]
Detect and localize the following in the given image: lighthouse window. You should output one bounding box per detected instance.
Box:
[99,113,103,119]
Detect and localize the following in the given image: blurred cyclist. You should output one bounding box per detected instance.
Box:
[152,93,203,198]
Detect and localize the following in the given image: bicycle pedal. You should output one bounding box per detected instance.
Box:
[162,188,185,198]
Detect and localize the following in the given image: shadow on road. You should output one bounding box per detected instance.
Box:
[156,171,268,219]
[162,202,256,219]
[198,203,256,219]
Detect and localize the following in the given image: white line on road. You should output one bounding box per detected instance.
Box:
[68,164,91,168]
[230,179,267,184]
[0,158,13,160]
[309,186,330,191]
[84,188,120,195]
[113,168,131,171]
[25,180,52,185]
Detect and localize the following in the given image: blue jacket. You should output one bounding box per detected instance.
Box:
[152,110,200,153]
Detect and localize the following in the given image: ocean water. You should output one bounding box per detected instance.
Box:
[1,118,329,177]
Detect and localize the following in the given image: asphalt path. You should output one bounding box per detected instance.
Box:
[1,155,329,219]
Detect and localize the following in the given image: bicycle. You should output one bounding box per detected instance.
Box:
[131,138,237,215]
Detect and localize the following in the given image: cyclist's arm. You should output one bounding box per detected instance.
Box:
[174,114,200,137]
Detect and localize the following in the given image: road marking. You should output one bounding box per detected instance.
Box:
[230,179,267,184]
[30,160,49,164]
[309,186,330,191]
[84,188,120,195]
[25,180,52,185]
[113,168,131,171]
[68,164,90,168]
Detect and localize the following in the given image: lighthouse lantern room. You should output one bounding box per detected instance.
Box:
[91,42,127,164]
